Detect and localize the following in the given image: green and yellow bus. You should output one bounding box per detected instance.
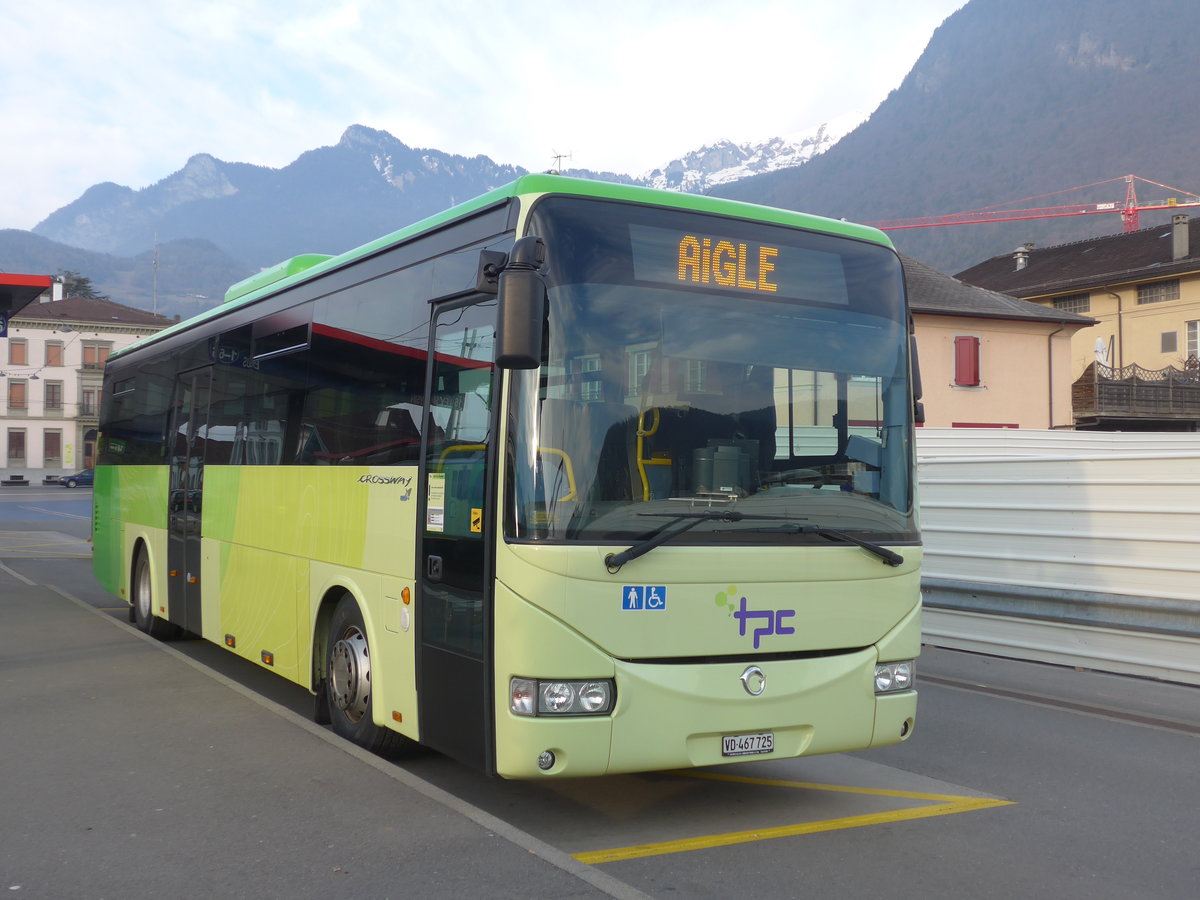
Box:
[93,174,921,778]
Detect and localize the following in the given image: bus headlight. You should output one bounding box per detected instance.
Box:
[874,660,915,694]
[577,682,610,713]
[542,681,575,712]
[509,677,615,716]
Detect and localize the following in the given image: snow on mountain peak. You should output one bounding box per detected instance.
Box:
[642,124,842,193]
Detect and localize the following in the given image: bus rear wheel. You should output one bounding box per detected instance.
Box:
[131,549,180,640]
[324,593,416,757]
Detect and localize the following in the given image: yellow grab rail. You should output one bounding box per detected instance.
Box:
[636,408,671,501]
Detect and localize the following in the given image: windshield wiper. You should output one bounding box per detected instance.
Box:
[604,511,764,572]
[798,525,904,567]
[603,512,904,572]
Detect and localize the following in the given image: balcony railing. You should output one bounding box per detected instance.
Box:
[1073,359,1200,420]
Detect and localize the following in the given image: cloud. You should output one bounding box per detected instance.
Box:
[0,0,963,230]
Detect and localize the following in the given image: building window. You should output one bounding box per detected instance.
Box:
[629,349,651,395]
[81,389,99,417]
[44,380,64,411]
[8,380,27,411]
[82,342,111,370]
[1162,332,1178,353]
[1136,279,1180,305]
[7,429,26,463]
[45,342,64,367]
[575,355,603,401]
[1052,292,1090,313]
[953,335,981,387]
[44,430,62,464]
[8,338,27,365]
[1187,320,1199,362]
[684,359,708,393]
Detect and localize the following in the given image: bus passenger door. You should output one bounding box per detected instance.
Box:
[166,368,210,634]
[418,300,497,772]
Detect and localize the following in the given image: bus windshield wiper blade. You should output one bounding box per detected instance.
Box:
[799,525,904,567]
[604,510,765,572]
[602,512,904,572]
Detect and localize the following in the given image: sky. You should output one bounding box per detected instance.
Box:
[1,0,965,231]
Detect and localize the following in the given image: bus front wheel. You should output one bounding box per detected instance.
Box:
[324,594,415,757]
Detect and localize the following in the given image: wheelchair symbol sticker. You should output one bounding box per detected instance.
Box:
[622,586,667,610]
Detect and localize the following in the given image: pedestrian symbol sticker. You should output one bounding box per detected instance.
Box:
[622,586,667,610]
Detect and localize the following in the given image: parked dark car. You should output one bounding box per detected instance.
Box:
[59,469,95,488]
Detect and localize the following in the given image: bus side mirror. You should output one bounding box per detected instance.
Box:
[496,236,547,370]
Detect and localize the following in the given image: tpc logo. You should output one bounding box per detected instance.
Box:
[715,585,795,649]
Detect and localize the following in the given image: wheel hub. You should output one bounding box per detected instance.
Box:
[329,626,371,723]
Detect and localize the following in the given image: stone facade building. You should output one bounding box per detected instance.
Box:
[1,289,174,478]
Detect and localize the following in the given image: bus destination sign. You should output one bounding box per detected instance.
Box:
[628,224,849,306]
[677,234,778,293]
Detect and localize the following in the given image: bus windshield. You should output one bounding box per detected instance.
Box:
[508,196,917,546]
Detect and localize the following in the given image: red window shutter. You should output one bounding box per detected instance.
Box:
[954,336,980,386]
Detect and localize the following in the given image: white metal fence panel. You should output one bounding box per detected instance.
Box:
[919,453,1200,603]
[917,427,1200,457]
[915,428,1200,683]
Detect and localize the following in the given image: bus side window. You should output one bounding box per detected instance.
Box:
[427,307,495,538]
[304,274,431,466]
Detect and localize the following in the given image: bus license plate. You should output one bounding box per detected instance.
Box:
[722,732,774,757]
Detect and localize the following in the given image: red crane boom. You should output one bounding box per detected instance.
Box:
[869,174,1200,233]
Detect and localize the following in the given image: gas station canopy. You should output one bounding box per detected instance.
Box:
[0,273,52,336]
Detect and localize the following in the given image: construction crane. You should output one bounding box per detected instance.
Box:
[869,174,1200,233]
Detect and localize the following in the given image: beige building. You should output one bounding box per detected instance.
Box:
[956,215,1200,430]
[902,255,1095,429]
[2,288,173,478]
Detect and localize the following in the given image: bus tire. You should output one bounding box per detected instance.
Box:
[131,549,181,640]
[325,593,416,757]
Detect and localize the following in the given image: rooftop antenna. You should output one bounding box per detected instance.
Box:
[551,150,572,174]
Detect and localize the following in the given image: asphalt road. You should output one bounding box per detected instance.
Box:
[2,487,1198,899]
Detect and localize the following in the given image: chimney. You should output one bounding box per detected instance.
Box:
[1172,214,1189,261]
[1013,242,1035,271]
[42,277,64,303]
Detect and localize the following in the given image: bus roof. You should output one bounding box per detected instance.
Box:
[111,174,893,361]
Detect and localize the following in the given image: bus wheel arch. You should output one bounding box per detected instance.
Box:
[318,590,415,756]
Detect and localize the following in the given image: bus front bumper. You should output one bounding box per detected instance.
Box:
[494,649,916,778]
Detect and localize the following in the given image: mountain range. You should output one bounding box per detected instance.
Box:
[3,0,1199,317]
[1,126,835,316]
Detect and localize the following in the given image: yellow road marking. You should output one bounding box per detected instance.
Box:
[573,771,1014,865]
[674,768,981,799]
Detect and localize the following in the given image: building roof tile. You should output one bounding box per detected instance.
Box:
[14,296,175,329]
[902,254,1094,324]
[954,217,1200,297]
